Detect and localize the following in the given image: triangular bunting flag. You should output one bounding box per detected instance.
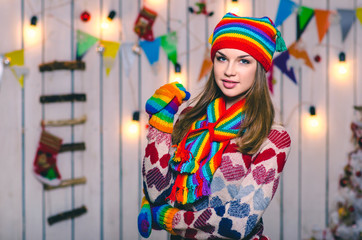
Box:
[4,49,25,87]
[100,40,121,76]
[139,38,161,66]
[315,9,331,43]
[337,9,356,42]
[121,42,137,77]
[275,0,298,27]
[356,8,362,25]
[273,51,297,84]
[297,6,314,40]
[160,32,177,64]
[76,30,99,60]
[288,41,314,70]
[198,56,213,81]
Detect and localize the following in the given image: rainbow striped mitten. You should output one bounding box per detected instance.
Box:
[145,82,190,133]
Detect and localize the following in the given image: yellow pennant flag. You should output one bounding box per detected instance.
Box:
[100,40,121,76]
[4,49,25,87]
[356,8,362,25]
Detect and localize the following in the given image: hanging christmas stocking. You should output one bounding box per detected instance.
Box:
[134,7,158,41]
[33,130,63,186]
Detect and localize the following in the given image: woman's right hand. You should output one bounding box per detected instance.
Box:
[145,82,190,133]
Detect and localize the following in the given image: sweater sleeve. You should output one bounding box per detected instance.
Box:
[152,127,291,239]
[142,126,174,204]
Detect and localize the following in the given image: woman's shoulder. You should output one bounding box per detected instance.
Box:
[259,123,291,152]
[269,123,291,147]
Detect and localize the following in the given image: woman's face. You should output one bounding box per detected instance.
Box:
[213,48,257,108]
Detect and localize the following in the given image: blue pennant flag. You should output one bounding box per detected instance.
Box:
[275,0,298,27]
[140,38,161,65]
[337,9,356,42]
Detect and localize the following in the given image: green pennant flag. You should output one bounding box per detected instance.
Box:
[297,6,315,40]
[76,30,99,60]
[160,31,177,64]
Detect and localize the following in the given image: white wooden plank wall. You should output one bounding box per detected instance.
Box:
[0,0,361,239]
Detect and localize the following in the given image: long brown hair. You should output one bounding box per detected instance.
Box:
[172,62,274,154]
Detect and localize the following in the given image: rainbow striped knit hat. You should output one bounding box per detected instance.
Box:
[209,13,287,71]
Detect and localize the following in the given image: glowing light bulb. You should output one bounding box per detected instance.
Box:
[309,116,319,128]
[101,20,110,29]
[227,0,240,14]
[128,111,140,136]
[169,63,185,86]
[338,52,347,75]
[26,26,37,38]
[173,72,182,82]
[308,106,319,128]
[128,121,140,135]
[338,62,347,75]
[101,10,116,30]
[145,0,164,5]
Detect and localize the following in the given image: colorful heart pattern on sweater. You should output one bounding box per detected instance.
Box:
[252,165,275,185]
[220,156,246,181]
[253,188,270,211]
[228,200,250,218]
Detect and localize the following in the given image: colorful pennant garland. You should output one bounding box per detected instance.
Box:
[296,6,314,40]
[160,32,178,65]
[275,0,298,27]
[273,51,297,84]
[76,30,99,60]
[140,38,161,66]
[4,49,27,87]
[99,40,121,76]
[198,49,213,81]
[288,41,314,70]
[337,9,356,42]
[276,0,362,43]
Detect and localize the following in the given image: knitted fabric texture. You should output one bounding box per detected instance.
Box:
[168,97,246,204]
[138,197,152,238]
[146,82,190,133]
[152,204,179,235]
[209,13,287,71]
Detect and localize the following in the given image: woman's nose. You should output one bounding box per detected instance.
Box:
[224,62,236,76]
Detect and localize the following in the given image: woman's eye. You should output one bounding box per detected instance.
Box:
[240,59,250,64]
[216,56,226,62]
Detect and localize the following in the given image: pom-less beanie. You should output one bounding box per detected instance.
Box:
[209,13,287,71]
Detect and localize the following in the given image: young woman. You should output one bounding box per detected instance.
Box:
[138,13,291,239]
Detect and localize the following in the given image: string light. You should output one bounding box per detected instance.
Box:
[128,111,140,135]
[101,10,116,29]
[338,52,347,75]
[26,15,40,41]
[170,63,185,85]
[308,105,319,128]
[227,0,240,14]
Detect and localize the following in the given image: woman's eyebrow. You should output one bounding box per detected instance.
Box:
[216,51,250,58]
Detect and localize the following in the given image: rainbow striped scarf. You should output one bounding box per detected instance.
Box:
[168,97,246,204]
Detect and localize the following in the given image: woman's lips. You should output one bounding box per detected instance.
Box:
[222,79,238,89]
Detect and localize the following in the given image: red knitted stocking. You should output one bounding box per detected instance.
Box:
[33,130,63,186]
[134,7,157,41]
